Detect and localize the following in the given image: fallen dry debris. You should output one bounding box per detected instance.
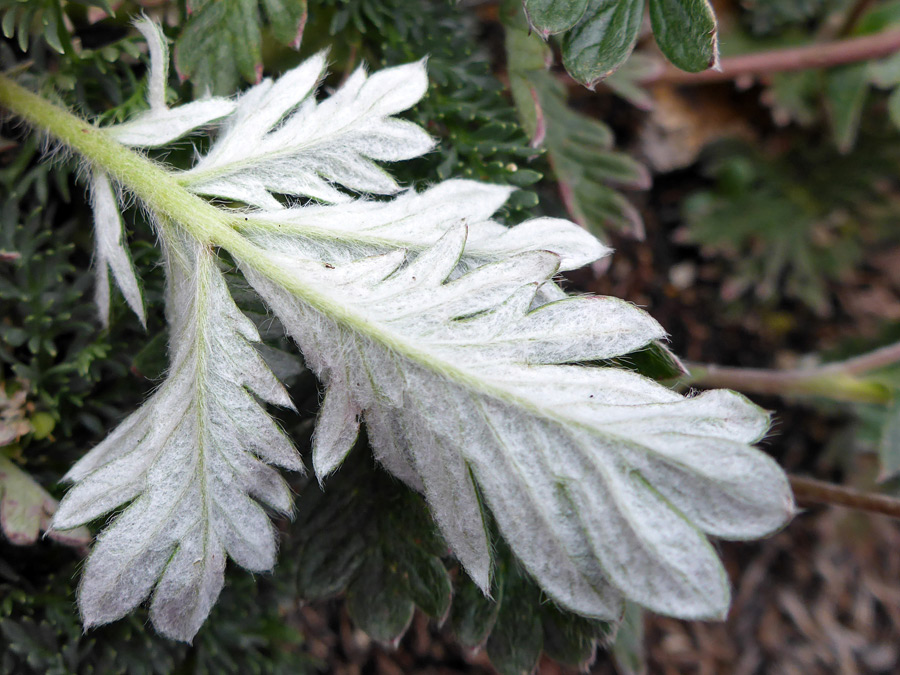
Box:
[649,507,900,675]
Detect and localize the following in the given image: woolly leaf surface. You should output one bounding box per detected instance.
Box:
[242,226,795,622]
[89,171,145,327]
[241,179,610,271]
[180,54,435,208]
[107,19,236,148]
[52,233,301,642]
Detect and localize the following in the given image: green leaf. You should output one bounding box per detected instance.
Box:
[603,341,688,382]
[295,519,368,600]
[346,551,415,646]
[486,570,543,675]
[605,52,661,110]
[524,0,590,36]
[825,64,869,153]
[540,603,611,668]
[889,88,900,130]
[260,0,307,48]
[451,575,502,648]
[175,0,263,96]
[868,53,900,88]
[397,544,452,620]
[611,602,646,675]
[878,396,900,481]
[561,0,644,88]
[648,0,718,73]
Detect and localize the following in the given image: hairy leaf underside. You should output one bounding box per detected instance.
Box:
[245,225,793,622]
[47,21,794,642]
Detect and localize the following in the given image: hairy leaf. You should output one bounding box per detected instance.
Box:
[241,179,608,271]
[107,19,236,148]
[89,171,145,327]
[243,225,795,622]
[91,19,234,326]
[52,233,302,642]
[181,55,434,208]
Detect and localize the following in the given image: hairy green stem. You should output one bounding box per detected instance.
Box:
[0,74,577,429]
[0,75,227,244]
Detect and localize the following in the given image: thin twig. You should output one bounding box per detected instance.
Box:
[819,341,900,377]
[682,341,900,404]
[791,475,900,520]
[641,29,900,86]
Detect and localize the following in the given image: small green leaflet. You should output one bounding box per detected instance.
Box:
[524,0,590,36]
[562,0,644,88]
[175,0,307,95]
[522,0,720,87]
[648,0,719,73]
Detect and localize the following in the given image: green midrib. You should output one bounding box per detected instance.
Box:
[0,73,614,437]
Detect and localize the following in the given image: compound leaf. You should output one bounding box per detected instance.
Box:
[181,55,434,208]
[52,234,302,642]
[242,224,794,623]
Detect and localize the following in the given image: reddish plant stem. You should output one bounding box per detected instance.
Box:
[683,341,900,404]
[642,29,900,86]
[791,475,900,520]
[819,341,900,376]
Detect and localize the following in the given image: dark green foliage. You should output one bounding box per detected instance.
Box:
[682,136,900,314]
[506,13,650,237]
[0,545,312,674]
[530,70,650,237]
[0,139,113,437]
[308,0,541,221]
[561,0,643,89]
[648,0,718,72]
[524,0,589,36]
[175,0,307,96]
[734,2,900,152]
[739,0,834,36]
[290,445,622,671]
[473,553,612,675]
[0,0,113,54]
[484,569,544,675]
[290,445,451,644]
[450,574,502,648]
[521,0,719,86]
[610,602,645,674]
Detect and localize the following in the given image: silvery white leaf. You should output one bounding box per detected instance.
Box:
[181,54,434,208]
[53,233,301,642]
[105,19,235,148]
[135,18,168,112]
[90,171,145,327]
[243,226,795,622]
[109,100,237,148]
[242,179,610,271]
